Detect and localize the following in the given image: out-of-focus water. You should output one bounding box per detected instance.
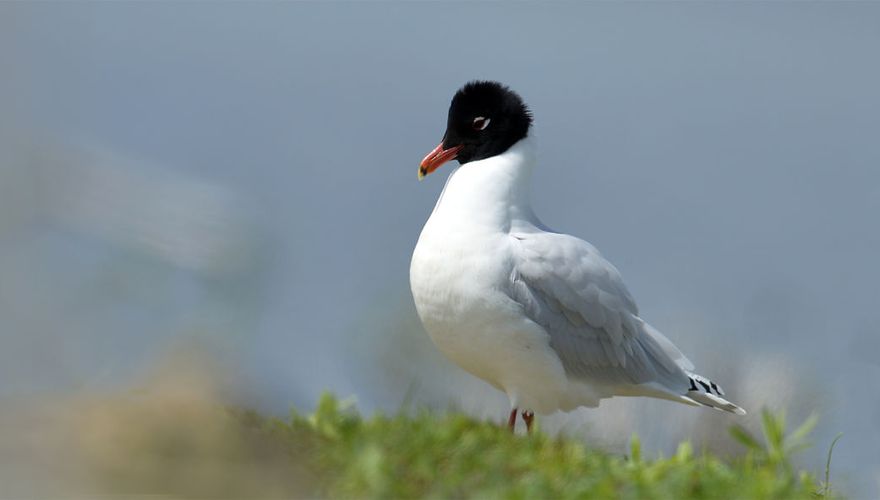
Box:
[1,3,878,496]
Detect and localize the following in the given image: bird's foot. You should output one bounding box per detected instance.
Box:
[507,408,518,432]
[522,410,534,433]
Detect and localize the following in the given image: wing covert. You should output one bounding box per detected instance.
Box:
[509,230,693,390]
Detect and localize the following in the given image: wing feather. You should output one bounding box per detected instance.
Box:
[508,230,694,393]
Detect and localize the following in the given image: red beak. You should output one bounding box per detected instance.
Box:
[419,142,463,180]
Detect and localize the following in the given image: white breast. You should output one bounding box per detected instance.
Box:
[409,138,585,413]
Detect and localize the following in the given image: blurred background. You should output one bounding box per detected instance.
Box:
[1,2,878,497]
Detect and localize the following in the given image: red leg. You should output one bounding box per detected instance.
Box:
[507,407,518,432]
[522,410,534,433]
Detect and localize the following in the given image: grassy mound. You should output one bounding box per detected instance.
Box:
[37,391,834,499]
[253,395,829,499]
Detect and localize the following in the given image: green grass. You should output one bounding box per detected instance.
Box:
[70,389,837,499]
[242,394,833,499]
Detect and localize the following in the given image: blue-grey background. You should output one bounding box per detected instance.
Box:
[1,2,878,496]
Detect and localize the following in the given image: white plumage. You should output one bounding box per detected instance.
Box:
[410,136,745,417]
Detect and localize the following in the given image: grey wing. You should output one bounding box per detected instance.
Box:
[508,230,695,394]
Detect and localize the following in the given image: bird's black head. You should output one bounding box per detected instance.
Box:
[419,81,532,179]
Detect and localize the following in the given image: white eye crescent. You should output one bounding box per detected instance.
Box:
[472,116,491,131]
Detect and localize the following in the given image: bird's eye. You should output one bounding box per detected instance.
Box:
[472,116,491,131]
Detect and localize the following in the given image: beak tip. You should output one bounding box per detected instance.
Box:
[419,142,461,180]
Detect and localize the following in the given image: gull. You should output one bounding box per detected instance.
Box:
[410,81,745,432]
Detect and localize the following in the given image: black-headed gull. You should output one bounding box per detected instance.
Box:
[410,81,745,432]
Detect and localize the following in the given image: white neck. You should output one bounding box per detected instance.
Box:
[428,136,538,233]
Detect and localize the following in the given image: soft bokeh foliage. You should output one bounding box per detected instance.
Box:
[283,394,825,499]
[1,366,832,499]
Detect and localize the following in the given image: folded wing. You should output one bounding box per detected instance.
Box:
[508,229,696,396]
